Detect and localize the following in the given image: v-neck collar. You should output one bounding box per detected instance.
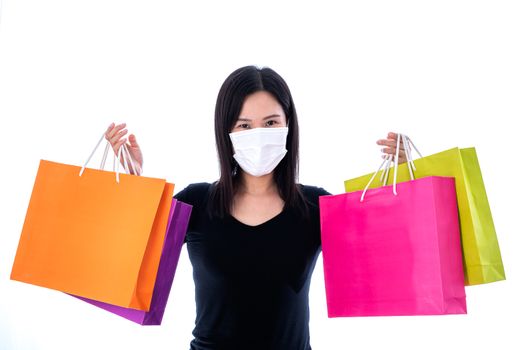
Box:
[227,206,288,229]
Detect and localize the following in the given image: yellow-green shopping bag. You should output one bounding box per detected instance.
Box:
[344,135,505,286]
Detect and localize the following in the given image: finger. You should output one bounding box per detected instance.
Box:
[106,123,122,140]
[377,136,405,143]
[381,147,407,155]
[114,138,127,152]
[106,122,115,133]
[106,122,127,140]
[108,138,128,158]
[110,129,128,145]
[110,130,128,147]
[375,132,402,143]
[388,132,400,140]
[377,139,405,150]
[105,123,115,140]
[377,132,406,144]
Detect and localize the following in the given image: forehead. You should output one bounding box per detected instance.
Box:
[238,91,285,120]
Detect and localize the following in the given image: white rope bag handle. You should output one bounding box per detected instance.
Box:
[360,133,423,202]
[79,130,138,183]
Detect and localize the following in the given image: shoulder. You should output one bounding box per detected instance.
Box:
[298,184,332,206]
[173,182,213,207]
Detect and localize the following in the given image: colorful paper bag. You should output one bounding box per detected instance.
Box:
[320,176,467,317]
[344,147,504,285]
[11,136,174,311]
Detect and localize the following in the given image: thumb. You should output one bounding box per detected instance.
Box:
[129,134,139,147]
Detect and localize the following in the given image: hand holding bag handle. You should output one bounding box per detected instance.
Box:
[79,130,139,183]
[360,133,423,202]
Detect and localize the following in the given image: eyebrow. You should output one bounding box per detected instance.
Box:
[236,114,282,122]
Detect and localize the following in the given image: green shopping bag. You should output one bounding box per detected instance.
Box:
[344,144,505,286]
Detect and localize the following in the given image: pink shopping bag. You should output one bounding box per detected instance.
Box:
[319,176,466,317]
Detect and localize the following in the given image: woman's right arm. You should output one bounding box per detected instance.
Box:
[105,122,144,176]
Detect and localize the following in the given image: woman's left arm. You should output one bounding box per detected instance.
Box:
[376,132,407,163]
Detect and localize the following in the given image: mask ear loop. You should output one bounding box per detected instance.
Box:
[232,161,239,176]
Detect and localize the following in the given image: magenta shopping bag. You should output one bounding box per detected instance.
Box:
[72,199,192,325]
[319,176,466,317]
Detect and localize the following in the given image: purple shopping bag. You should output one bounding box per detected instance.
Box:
[72,199,192,325]
[319,176,466,317]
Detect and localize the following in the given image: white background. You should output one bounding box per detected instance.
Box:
[1,0,523,349]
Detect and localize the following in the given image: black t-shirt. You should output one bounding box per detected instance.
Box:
[174,182,331,350]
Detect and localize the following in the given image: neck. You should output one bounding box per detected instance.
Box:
[237,171,278,196]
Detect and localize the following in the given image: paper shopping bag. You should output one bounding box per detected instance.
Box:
[72,199,192,325]
[11,159,174,311]
[344,147,504,286]
[320,176,466,317]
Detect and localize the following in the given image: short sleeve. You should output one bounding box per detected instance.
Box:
[316,186,332,197]
[298,184,332,207]
[299,184,332,252]
[316,187,332,251]
[173,182,211,243]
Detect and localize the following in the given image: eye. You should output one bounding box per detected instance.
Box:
[266,120,278,126]
[237,123,250,129]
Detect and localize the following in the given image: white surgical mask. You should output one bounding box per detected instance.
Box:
[229,127,289,177]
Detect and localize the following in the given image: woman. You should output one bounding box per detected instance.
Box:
[105,66,406,350]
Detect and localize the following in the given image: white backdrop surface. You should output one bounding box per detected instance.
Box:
[0,1,522,349]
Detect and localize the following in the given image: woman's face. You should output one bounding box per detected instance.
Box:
[231,91,287,133]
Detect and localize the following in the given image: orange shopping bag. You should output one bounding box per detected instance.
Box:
[11,131,174,311]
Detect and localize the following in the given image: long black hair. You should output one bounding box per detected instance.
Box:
[206,65,310,221]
